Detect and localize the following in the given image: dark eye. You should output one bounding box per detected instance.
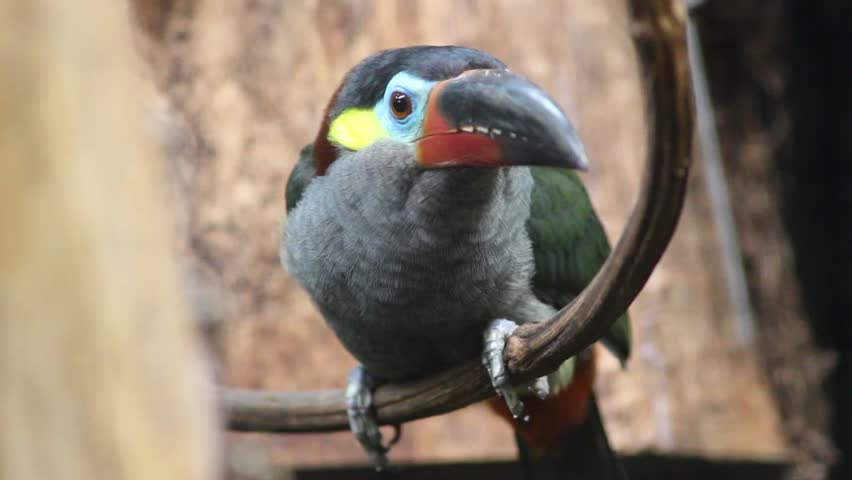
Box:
[390,91,412,119]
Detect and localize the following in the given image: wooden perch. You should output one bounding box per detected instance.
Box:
[222,0,694,434]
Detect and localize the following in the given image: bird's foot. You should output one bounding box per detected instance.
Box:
[345,365,401,471]
[483,319,550,422]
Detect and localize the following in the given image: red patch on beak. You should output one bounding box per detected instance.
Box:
[417,133,503,168]
[421,79,455,136]
[417,77,504,168]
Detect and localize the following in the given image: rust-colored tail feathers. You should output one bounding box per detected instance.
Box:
[488,349,628,480]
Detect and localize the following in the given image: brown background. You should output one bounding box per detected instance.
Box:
[133,0,789,468]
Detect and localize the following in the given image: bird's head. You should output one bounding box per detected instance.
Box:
[312,46,588,175]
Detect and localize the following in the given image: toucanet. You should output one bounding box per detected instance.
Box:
[281,46,631,478]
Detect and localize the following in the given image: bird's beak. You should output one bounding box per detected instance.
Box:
[416,69,589,171]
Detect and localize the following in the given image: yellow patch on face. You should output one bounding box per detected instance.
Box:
[327,108,389,151]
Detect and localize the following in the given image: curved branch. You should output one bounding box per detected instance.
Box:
[223,0,694,433]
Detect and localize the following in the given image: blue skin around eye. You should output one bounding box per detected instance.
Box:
[374,72,437,142]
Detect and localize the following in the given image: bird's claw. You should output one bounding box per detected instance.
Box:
[483,319,550,422]
[529,375,550,400]
[345,366,401,470]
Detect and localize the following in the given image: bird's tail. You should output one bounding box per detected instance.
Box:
[521,393,628,480]
[487,350,628,480]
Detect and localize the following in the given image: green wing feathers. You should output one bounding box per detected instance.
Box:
[527,167,631,363]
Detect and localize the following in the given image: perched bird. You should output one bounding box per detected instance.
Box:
[282,46,630,478]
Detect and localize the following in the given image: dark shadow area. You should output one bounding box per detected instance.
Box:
[694,1,850,476]
[782,2,852,478]
[292,454,790,480]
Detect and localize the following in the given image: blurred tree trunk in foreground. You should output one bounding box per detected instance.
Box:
[0,2,218,479]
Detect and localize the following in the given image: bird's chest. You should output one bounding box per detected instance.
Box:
[322,220,533,330]
[296,217,534,379]
[284,166,536,378]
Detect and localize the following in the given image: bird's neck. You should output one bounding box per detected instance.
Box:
[411,168,518,223]
[329,159,533,242]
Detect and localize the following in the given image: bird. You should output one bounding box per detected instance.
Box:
[281,45,630,478]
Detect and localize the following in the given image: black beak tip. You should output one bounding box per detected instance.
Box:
[557,132,590,171]
[437,69,592,171]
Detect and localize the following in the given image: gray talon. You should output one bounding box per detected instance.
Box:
[345,366,395,470]
[483,319,550,421]
[483,319,524,418]
[529,376,550,400]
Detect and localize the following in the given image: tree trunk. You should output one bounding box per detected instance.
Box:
[0,2,218,479]
[694,2,846,476]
